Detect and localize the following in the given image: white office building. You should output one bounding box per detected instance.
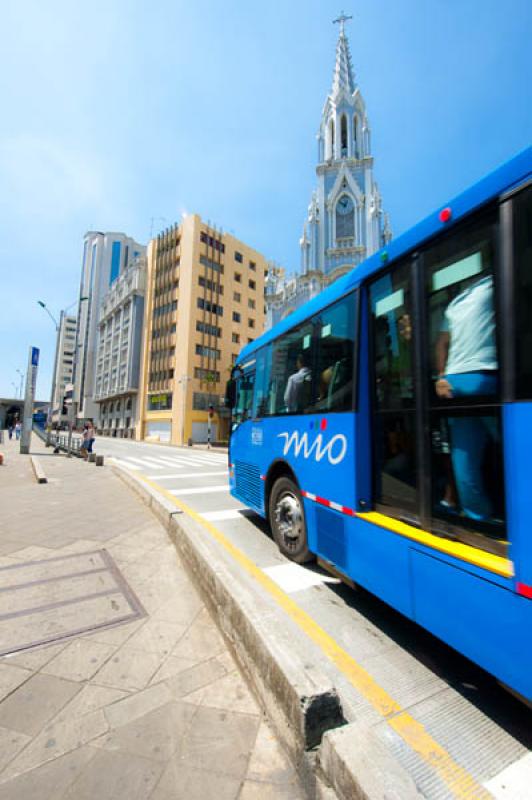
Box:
[94,252,146,437]
[50,312,77,424]
[74,231,146,422]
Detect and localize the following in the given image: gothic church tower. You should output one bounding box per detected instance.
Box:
[267,14,391,326]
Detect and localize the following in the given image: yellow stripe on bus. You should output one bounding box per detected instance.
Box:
[357,511,513,579]
[133,471,491,799]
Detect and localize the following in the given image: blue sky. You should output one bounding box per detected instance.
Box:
[1,0,530,400]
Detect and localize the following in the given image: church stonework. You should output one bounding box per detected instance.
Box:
[266,15,391,327]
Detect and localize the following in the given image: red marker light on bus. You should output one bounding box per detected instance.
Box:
[439,207,452,223]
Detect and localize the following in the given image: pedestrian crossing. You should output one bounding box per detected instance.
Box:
[110,451,228,473]
[109,446,340,597]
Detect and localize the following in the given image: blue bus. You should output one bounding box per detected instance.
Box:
[227,148,532,702]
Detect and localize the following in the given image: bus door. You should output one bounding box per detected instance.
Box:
[368,259,419,527]
[229,358,260,509]
[423,207,506,554]
[368,208,507,556]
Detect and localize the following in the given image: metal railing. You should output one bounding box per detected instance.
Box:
[33,424,84,458]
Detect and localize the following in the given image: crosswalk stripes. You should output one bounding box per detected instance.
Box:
[169,485,228,496]
[117,456,165,469]
[111,458,142,470]
[146,471,227,480]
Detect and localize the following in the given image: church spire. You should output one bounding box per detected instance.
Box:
[331,12,355,99]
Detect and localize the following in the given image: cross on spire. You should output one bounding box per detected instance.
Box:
[333,11,353,35]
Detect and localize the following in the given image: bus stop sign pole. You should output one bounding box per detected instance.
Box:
[20,346,39,455]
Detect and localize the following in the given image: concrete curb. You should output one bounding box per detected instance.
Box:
[112,463,421,800]
[30,456,47,484]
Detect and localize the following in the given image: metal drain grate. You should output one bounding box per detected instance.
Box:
[0,549,146,656]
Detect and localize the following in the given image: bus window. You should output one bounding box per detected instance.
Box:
[233,367,255,426]
[424,211,505,535]
[514,184,532,399]
[253,345,272,418]
[309,293,356,413]
[268,323,314,415]
[369,263,417,517]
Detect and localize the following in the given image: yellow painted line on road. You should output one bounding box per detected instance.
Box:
[134,469,489,800]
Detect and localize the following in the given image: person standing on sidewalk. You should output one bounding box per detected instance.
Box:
[14,421,21,440]
[80,424,91,459]
[86,421,96,454]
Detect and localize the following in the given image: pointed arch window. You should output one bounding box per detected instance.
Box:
[353,115,359,158]
[336,194,355,240]
[341,115,348,157]
[328,119,335,159]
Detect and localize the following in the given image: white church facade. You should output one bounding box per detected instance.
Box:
[266,14,391,326]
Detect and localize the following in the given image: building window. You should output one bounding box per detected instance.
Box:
[235,272,241,283]
[197,298,223,316]
[195,344,221,360]
[232,333,240,343]
[248,338,254,343]
[233,292,241,302]
[199,275,223,294]
[249,319,255,328]
[199,255,224,273]
[148,393,172,411]
[232,311,241,323]
[232,353,238,363]
[248,299,255,309]
[195,367,221,382]
[196,320,222,337]
[235,251,243,263]
[341,114,348,157]
[249,279,256,290]
[249,261,256,271]
[200,232,225,253]
[193,392,219,410]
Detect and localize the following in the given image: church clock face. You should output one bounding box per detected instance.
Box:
[337,195,354,215]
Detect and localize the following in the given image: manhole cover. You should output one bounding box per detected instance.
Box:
[0,549,146,656]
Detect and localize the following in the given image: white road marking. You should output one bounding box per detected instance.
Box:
[157,456,218,467]
[148,471,228,480]
[169,485,228,496]
[484,752,532,799]
[262,563,341,593]
[110,458,142,471]
[200,508,254,522]
[118,457,164,469]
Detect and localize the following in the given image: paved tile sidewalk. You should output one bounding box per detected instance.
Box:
[0,436,304,799]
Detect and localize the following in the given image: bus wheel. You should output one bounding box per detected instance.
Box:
[269,477,313,564]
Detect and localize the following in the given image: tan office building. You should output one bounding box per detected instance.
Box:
[137,214,268,445]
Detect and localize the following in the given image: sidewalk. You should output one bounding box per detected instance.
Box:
[0,436,304,799]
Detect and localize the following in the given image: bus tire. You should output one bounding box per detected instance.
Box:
[269,476,313,564]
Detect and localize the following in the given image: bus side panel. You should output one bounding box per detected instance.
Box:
[318,514,414,618]
[229,419,267,516]
[411,549,532,701]
[503,403,532,591]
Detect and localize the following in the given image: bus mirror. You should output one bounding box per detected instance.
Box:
[225,379,236,408]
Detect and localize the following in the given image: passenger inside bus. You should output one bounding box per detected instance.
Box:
[433,268,500,522]
[284,352,312,413]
